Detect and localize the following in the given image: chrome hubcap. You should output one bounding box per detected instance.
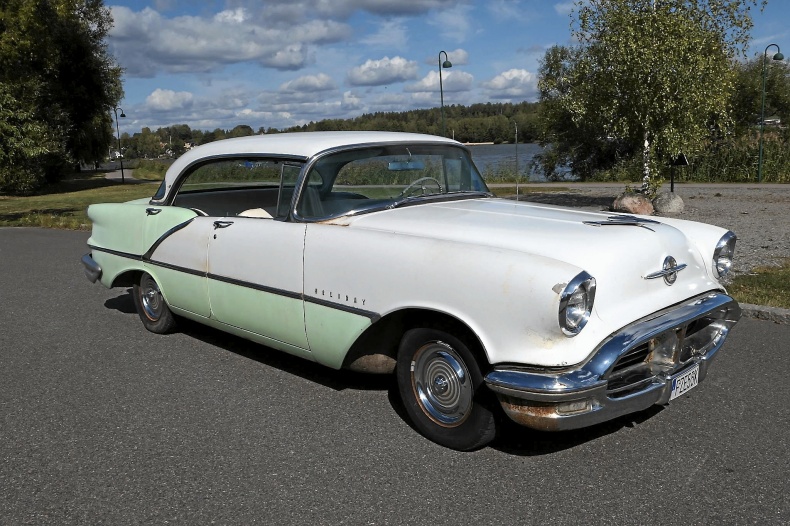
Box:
[411,342,473,427]
[140,276,162,321]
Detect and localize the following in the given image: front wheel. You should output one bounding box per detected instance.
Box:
[132,272,176,334]
[396,328,497,450]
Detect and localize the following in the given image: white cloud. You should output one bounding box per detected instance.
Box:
[361,19,409,49]
[279,73,337,93]
[145,88,194,111]
[214,8,248,24]
[109,6,351,77]
[482,69,537,99]
[341,91,364,111]
[427,3,472,42]
[347,56,420,86]
[404,69,474,93]
[432,48,469,66]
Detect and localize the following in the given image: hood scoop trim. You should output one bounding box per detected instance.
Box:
[583,215,661,231]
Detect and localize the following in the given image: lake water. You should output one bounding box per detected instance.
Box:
[467,142,547,182]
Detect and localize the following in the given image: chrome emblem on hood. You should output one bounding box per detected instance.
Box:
[644,256,687,285]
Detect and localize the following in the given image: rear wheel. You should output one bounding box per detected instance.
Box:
[396,328,497,450]
[132,273,176,334]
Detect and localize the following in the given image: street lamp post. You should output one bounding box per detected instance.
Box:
[438,51,452,137]
[514,120,519,199]
[113,106,126,183]
[758,44,783,183]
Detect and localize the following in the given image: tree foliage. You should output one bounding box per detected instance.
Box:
[0,0,122,193]
[537,0,765,181]
[730,54,790,133]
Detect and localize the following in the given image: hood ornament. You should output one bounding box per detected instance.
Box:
[644,256,687,285]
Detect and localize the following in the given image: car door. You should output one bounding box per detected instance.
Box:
[141,205,213,318]
[206,216,310,353]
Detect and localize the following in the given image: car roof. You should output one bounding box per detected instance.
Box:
[162,131,463,196]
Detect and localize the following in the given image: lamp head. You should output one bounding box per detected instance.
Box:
[120,112,126,118]
[773,51,784,61]
[442,60,452,68]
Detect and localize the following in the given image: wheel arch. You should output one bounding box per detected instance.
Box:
[342,307,489,374]
[109,268,145,289]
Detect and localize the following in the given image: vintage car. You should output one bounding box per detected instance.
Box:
[82,131,741,450]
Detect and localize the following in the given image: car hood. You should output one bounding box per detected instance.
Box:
[338,197,723,324]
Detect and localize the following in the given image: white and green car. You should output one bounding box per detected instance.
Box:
[83,131,741,450]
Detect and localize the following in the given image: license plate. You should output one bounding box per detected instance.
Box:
[669,364,699,401]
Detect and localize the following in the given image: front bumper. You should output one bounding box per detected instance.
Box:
[485,292,741,431]
[81,253,102,283]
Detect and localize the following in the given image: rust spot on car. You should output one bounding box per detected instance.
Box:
[318,217,352,226]
[498,396,563,432]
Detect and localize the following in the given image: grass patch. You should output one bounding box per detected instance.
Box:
[0,172,156,230]
[133,159,171,181]
[728,259,790,310]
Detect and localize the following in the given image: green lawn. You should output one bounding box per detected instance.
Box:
[0,172,156,230]
[728,260,790,309]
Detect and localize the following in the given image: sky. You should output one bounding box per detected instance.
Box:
[107,0,790,135]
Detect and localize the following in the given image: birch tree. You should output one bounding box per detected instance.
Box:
[538,0,764,180]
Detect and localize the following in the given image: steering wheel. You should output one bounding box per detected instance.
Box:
[398,177,443,198]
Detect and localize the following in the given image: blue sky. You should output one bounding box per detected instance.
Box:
[108,0,790,134]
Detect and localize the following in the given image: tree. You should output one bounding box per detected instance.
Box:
[0,0,122,193]
[537,0,764,181]
[731,55,790,132]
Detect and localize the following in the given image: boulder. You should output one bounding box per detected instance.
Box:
[653,192,685,214]
[612,193,654,215]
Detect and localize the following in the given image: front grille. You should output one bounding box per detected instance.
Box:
[605,313,727,399]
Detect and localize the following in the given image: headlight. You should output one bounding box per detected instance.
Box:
[712,231,736,279]
[558,271,596,337]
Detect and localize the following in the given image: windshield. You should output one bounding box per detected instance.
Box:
[296,143,489,220]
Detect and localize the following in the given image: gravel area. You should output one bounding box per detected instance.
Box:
[516,184,790,277]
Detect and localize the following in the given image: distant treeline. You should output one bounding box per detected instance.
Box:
[278,101,541,144]
[120,101,541,159]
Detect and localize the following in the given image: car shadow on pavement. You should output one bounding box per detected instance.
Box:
[491,405,665,455]
[104,289,395,393]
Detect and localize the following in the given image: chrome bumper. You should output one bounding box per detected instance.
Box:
[485,292,741,431]
[81,253,102,283]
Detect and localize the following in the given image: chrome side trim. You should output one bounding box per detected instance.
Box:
[81,254,102,283]
[205,272,303,300]
[141,218,196,260]
[485,292,741,431]
[88,244,143,262]
[88,245,382,321]
[303,295,381,322]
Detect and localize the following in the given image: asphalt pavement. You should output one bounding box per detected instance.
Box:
[1,228,788,524]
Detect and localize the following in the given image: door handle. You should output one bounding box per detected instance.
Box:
[213,220,234,229]
[146,208,162,215]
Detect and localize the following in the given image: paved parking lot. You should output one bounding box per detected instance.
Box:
[1,228,788,524]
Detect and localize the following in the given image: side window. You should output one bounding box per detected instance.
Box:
[172,159,302,218]
[276,164,303,219]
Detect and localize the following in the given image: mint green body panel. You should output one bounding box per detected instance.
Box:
[304,303,372,369]
[207,280,310,349]
[87,203,147,256]
[87,201,372,370]
[90,251,137,288]
[147,266,210,318]
[169,304,315,362]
